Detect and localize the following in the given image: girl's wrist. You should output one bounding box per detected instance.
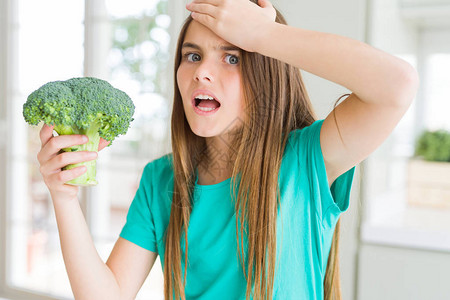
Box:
[252,21,282,56]
[50,191,80,206]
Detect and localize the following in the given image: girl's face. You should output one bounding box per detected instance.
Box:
[176,20,245,138]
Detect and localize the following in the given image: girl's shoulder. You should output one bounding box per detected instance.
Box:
[141,152,174,182]
[288,119,324,138]
[287,119,324,151]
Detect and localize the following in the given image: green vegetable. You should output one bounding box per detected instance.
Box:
[23,77,135,186]
[415,129,450,162]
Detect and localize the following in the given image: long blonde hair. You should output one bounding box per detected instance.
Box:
[165,2,346,299]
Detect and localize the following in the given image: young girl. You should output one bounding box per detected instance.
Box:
[36,0,419,299]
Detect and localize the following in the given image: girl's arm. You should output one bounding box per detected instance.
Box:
[52,198,157,300]
[187,0,419,185]
[37,124,157,299]
[52,197,121,299]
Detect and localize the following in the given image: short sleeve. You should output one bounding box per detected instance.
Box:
[120,163,158,253]
[290,119,356,229]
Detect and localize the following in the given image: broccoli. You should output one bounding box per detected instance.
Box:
[23,77,135,186]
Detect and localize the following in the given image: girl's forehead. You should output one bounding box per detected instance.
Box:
[183,21,237,51]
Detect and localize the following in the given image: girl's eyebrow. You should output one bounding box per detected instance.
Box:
[182,42,241,52]
[181,42,200,50]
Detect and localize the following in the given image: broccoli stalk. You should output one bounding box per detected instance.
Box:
[23,77,135,186]
[55,122,101,186]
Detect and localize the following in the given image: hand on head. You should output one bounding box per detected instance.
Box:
[186,0,276,53]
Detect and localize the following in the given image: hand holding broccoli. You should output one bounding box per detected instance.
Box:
[23,77,135,187]
[36,124,96,200]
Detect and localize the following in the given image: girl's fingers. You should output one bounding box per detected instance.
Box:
[39,123,55,148]
[187,2,217,18]
[48,166,87,184]
[45,166,87,194]
[46,134,88,150]
[40,151,97,176]
[38,134,88,164]
[98,138,110,151]
[258,0,272,8]
[190,11,215,28]
[189,0,220,6]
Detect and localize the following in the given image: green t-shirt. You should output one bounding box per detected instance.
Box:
[120,119,356,299]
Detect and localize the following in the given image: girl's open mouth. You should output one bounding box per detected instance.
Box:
[192,94,221,115]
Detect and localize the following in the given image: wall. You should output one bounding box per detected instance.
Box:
[357,1,450,300]
[273,0,367,118]
[0,0,8,294]
[358,244,450,300]
[272,1,367,299]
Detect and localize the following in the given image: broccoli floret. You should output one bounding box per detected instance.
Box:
[23,77,135,186]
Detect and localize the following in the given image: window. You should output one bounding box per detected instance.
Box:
[361,0,450,251]
[8,1,85,298]
[1,0,174,298]
[420,29,450,131]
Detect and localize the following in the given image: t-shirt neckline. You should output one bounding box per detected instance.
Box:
[194,168,233,190]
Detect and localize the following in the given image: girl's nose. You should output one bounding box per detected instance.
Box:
[194,61,215,83]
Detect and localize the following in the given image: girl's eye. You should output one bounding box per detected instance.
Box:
[225,54,239,65]
[185,53,201,62]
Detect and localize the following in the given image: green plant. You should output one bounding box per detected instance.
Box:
[110,0,170,94]
[414,129,450,162]
[23,77,135,186]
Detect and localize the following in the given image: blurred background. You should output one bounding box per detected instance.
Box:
[0,0,449,299]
